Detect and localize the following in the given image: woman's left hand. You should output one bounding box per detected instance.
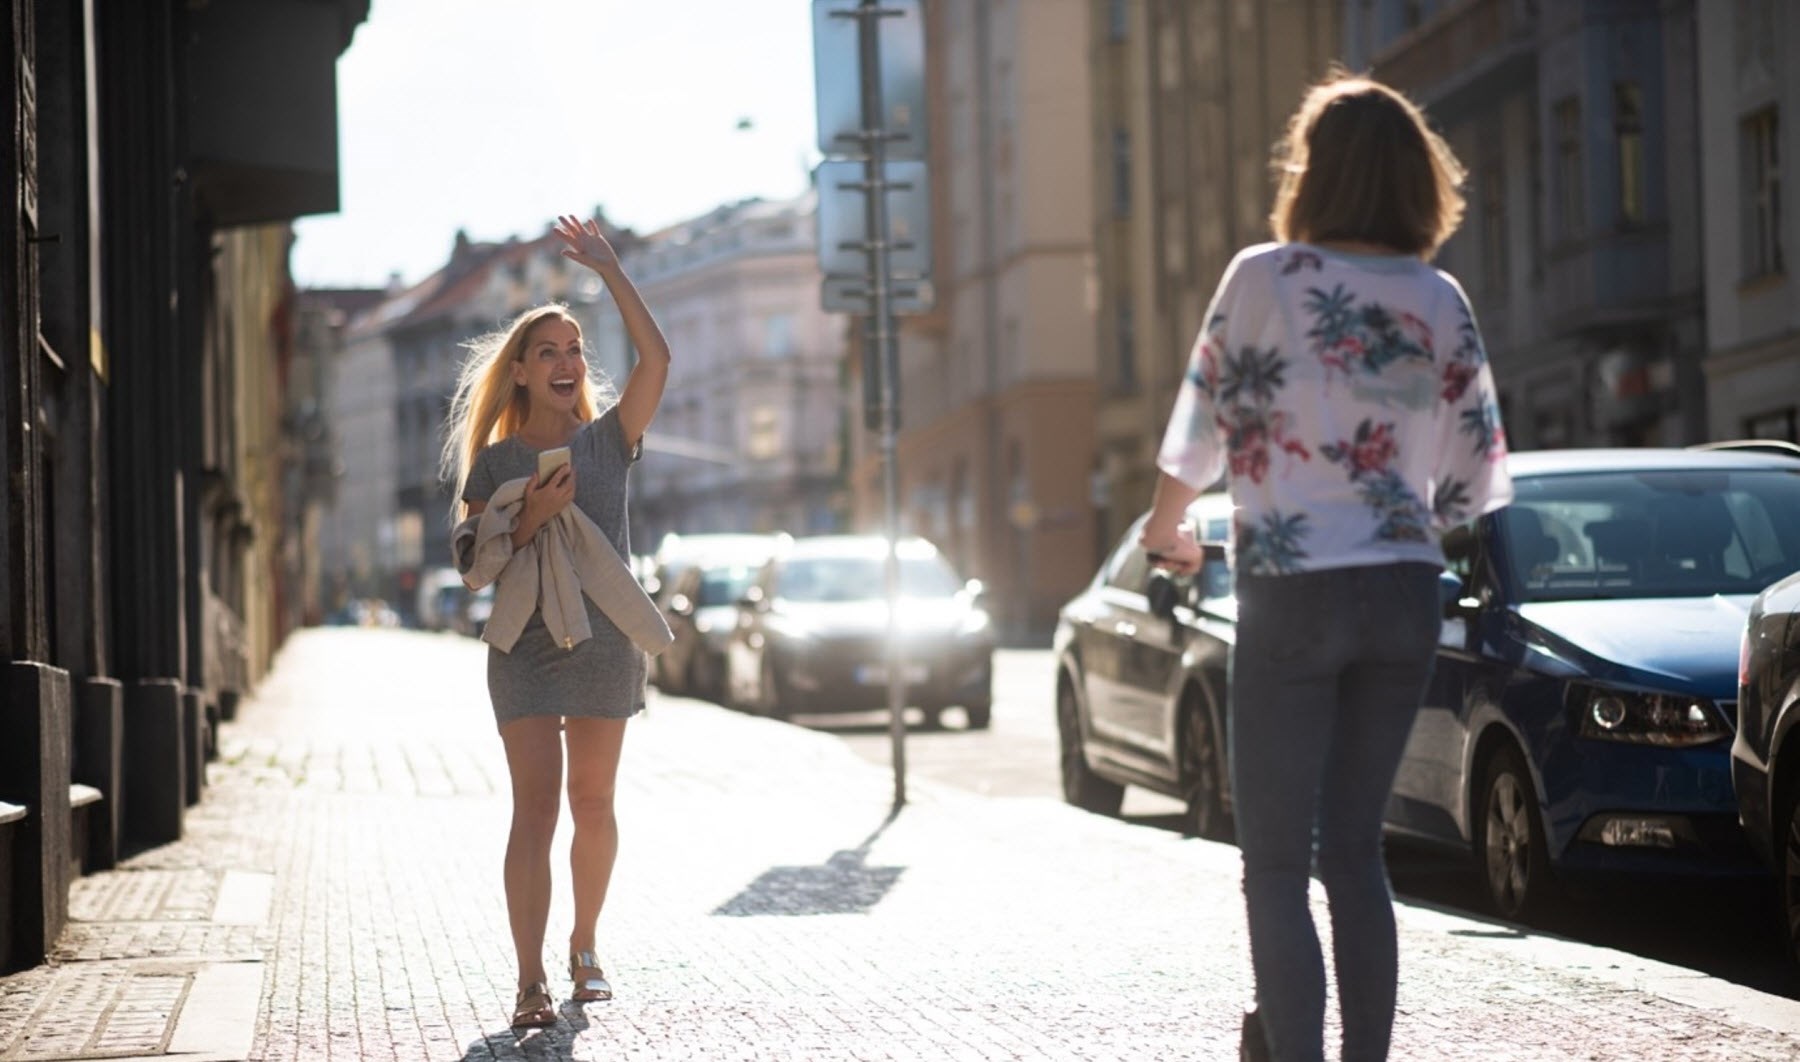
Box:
[554,215,619,273]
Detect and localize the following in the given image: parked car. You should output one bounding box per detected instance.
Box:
[1058,449,1800,918]
[1733,568,1800,966]
[645,532,783,689]
[1054,492,1238,840]
[724,534,995,728]
[662,550,777,700]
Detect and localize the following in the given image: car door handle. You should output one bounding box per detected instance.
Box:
[1114,621,1137,638]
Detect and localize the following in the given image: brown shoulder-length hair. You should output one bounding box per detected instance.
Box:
[1269,70,1466,258]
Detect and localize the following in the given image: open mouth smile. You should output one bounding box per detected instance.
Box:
[549,378,578,398]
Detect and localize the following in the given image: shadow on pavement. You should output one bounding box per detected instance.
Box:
[459,1000,592,1061]
[713,807,907,917]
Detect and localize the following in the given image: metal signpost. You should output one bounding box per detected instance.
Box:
[813,0,932,807]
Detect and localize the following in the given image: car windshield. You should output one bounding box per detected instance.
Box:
[1503,468,1800,601]
[776,554,963,602]
[697,565,760,607]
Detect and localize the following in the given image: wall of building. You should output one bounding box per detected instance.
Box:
[1698,0,1800,444]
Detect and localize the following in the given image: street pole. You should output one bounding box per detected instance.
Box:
[851,0,907,809]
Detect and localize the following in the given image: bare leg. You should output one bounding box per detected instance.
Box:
[499,716,564,990]
[564,717,628,955]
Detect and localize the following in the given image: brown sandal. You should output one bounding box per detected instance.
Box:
[511,981,556,1029]
[569,950,612,1002]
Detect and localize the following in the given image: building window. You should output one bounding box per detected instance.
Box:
[747,407,780,460]
[1614,82,1645,226]
[1114,302,1137,395]
[763,314,794,357]
[1480,163,1508,293]
[1743,107,1784,279]
[1553,97,1585,240]
[1744,407,1798,443]
[1107,0,1127,42]
[1112,127,1132,218]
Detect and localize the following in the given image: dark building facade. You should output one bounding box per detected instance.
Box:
[1344,0,1707,450]
[1,0,367,972]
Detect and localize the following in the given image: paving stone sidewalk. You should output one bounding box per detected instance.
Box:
[3,627,1799,1061]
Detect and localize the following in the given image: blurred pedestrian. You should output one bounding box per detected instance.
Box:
[1141,72,1512,1061]
[444,215,673,1030]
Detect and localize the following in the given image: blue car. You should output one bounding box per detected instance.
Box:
[1057,448,1800,920]
[1400,448,1800,916]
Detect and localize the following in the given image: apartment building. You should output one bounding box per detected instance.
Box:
[1346,0,1707,449]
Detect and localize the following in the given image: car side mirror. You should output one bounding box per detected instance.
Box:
[1147,571,1181,620]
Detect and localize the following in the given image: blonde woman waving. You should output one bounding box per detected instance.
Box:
[444,215,672,1030]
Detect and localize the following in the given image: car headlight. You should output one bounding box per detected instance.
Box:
[1570,684,1730,747]
[958,609,991,636]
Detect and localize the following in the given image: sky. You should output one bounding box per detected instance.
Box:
[290,0,822,288]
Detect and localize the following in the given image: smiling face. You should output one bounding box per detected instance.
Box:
[511,315,586,414]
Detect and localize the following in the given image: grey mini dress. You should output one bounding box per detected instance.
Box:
[461,405,646,728]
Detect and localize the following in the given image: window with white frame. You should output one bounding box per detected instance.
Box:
[747,406,781,461]
[1614,82,1645,226]
[1743,107,1784,279]
[1553,97,1585,240]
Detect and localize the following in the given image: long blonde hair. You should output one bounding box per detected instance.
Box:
[440,304,616,517]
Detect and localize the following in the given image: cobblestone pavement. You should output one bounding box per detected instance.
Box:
[3,627,1800,1060]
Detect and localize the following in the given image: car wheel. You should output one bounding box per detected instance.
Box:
[1780,778,1800,969]
[1057,676,1123,815]
[1180,693,1231,842]
[964,699,992,730]
[1476,743,1556,920]
[759,657,790,721]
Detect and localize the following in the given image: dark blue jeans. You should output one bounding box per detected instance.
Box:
[1229,562,1441,1062]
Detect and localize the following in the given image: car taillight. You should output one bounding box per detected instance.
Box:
[1738,627,1751,691]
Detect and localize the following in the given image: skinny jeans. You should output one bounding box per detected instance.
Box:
[1229,562,1441,1062]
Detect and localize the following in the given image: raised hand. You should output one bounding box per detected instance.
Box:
[553,215,619,274]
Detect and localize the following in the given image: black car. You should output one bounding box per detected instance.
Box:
[1733,567,1800,964]
[1053,493,1238,840]
[645,532,781,690]
[662,554,771,700]
[724,534,995,728]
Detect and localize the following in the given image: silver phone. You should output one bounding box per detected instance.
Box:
[536,446,572,483]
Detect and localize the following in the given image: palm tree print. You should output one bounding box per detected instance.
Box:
[1441,303,1484,403]
[1433,477,1473,525]
[1214,344,1310,484]
[1304,284,1433,385]
[1459,399,1504,457]
[1217,345,1287,406]
[1321,419,1430,543]
[1236,510,1311,575]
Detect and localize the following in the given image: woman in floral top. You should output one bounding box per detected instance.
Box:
[1142,74,1511,1062]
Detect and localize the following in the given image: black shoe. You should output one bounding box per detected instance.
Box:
[1240,1008,1270,1062]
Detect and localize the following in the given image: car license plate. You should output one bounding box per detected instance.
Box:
[855,663,928,685]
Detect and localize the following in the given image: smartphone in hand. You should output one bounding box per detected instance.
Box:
[536,446,572,484]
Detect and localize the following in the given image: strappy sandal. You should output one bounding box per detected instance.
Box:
[511,981,556,1029]
[569,950,612,1002]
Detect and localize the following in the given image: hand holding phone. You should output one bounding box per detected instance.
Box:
[536,446,572,485]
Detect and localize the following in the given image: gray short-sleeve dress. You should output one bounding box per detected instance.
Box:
[461,405,647,728]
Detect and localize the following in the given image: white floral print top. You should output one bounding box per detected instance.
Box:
[1157,242,1513,576]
